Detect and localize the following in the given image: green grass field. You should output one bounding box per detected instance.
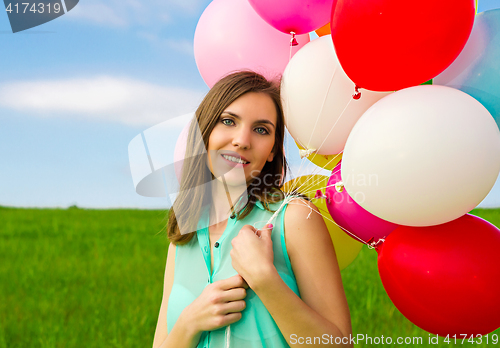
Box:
[0,206,499,347]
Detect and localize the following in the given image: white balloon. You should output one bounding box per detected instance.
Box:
[342,85,500,226]
[281,35,390,155]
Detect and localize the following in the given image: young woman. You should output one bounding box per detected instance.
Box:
[152,71,352,348]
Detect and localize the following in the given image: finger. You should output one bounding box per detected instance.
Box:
[218,274,247,290]
[222,312,243,326]
[241,224,257,234]
[219,287,247,302]
[260,223,273,239]
[221,299,246,314]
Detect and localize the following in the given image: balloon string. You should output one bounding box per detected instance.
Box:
[278,171,363,242]
[306,64,337,150]
[283,198,374,246]
[288,149,341,200]
[313,97,353,157]
[289,33,294,61]
[285,39,311,185]
[291,107,349,194]
[367,238,385,251]
[281,33,382,250]
[294,198,386,248]
[224,325,231,348]
[292,66,338,183]
[284,165,386,248]
[295,160,340,200]
[290,93,353,197]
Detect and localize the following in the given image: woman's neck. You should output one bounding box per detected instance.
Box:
[209,178,247,225]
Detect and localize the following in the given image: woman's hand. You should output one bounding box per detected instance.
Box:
[179,275,248,334]
[230,224,276,289]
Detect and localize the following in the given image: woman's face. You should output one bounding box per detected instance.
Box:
[207,92,277,186]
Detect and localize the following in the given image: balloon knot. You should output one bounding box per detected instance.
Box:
[367,237,385,252]
[334,181,344,193]
[290,31,298,46]
[352,85,361,100]
[299,148,316,158]
[314,190,331,204]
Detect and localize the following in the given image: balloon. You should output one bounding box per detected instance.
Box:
[330,0,475,91]
[282,175,363,270]
[281,35,391,155]
[296,142,342,170]
[194,0,310,88]
[248,0,334,34]
[377,214,500,336]
[434,9,500,131]
[342,85,500,226]
[326,162,398,244]
[315,23,331,37]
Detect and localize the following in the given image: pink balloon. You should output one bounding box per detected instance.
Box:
[325,162,398,244]
[249,0,334,34]
[194,0,310,88]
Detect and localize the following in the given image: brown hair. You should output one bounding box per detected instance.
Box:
[167,71,287,245]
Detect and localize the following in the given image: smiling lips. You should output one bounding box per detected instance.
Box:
[221,154,250,165]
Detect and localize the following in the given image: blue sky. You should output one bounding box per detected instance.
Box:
[0,0,499,209]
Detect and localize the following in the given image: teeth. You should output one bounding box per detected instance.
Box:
[222,154,249,164]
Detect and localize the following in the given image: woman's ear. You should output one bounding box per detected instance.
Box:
[267,148,275,162]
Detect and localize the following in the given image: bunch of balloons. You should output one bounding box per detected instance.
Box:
[190,0,500,337]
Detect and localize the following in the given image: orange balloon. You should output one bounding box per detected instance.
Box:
[315,23,331,37]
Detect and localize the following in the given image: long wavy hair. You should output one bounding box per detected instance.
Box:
[167,71,288,245]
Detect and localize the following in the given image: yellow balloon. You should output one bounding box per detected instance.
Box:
[296,142,342,170]
[282,175,362,270]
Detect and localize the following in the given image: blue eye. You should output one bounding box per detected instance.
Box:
[255,127,269,135]
[221,118,235,126]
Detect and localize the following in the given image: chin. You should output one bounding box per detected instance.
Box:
[217,173,248,188]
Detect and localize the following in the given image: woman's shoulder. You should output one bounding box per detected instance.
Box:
[284,197,321,225]
[283,197,331,258]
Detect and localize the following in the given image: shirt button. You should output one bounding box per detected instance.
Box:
[230,214,236,219]
[204,246,208,253]
[214,242,219,248]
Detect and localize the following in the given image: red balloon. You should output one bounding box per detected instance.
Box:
[330,0,475,91]
[377,214,500,336]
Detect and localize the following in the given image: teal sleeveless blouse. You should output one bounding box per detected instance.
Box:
[167,199,300,347]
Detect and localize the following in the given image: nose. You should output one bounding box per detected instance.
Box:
[232,127,251,150]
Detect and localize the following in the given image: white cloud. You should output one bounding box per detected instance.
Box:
[0,76,206,127]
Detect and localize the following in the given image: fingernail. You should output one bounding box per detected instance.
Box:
[267,224,273,229]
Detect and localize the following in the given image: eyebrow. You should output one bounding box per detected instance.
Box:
[221,111,276,129]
